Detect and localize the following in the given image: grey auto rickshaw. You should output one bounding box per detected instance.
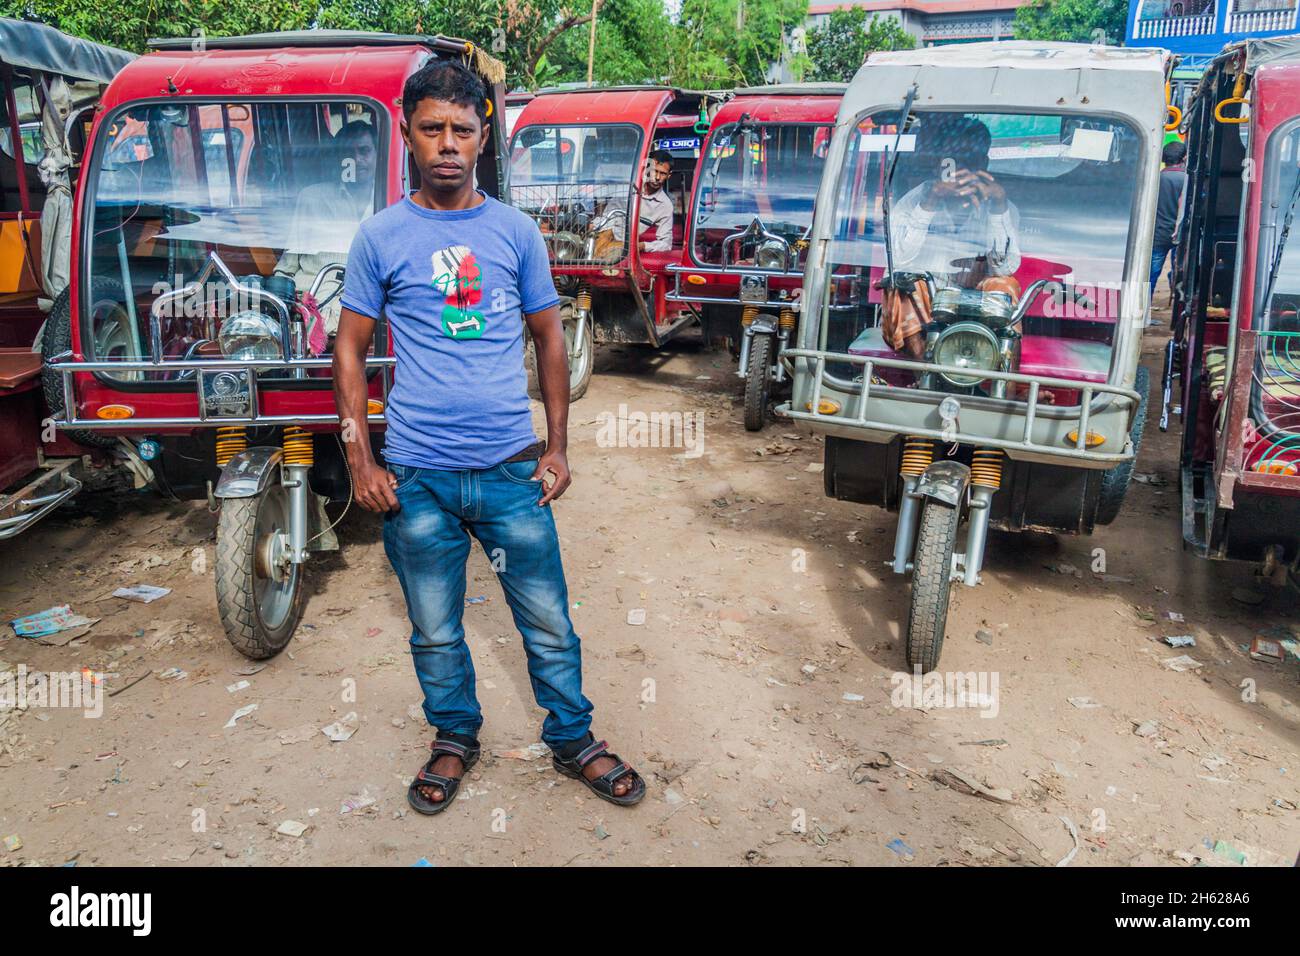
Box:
[781,43,1169,671]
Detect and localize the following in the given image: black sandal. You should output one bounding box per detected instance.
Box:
[552,738,646,806]
[408,738,480,815]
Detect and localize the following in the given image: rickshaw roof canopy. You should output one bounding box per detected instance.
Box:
[844,41,1170,134]
[514,87,712,133]
[0,17,135,83]
[1194,35,1300,98]
[730,83,848,98]
[713,84,846,127]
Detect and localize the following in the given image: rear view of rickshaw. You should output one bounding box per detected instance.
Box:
[665,84,844,430]
[0,19,134,539]
[1166,38,1300,581]
[781,43,1168,671]
[508,86,718,397]
[45,31,508,658]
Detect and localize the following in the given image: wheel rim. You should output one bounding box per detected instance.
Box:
[251,486,298,632]
[93,299,140,382]
[565,315,591,390]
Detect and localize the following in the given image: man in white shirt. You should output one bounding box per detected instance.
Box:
[636,149,675,253]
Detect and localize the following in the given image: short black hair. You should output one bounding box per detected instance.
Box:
[649,149,673,166]
[1162,140,1187,166]
[402,58,488,126]
[337,119,377,147]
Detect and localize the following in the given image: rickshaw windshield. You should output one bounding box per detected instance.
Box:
[85,100,382,381]
[692,122,833,268]
[821,108,1141,388]
[508,124,641,265]
[1250,118,1300,466]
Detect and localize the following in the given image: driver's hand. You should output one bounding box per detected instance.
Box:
[968,171,1008,214]
[533,448,571,506]
[354,460,399,513]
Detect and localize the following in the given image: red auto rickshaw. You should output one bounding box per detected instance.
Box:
[0,19,134,540]
[1167,36,1300,580]
[44,30,508,657]
[507,86,719,397]
[665,83,844,429]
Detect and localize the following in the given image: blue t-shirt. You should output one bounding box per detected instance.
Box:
[341,192,559,469]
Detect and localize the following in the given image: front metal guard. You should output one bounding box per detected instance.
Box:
[214,447,284,500]
[915,460,970,508]
[778,347,1142,465]
[0,459,82,541]
[664,262,804,310]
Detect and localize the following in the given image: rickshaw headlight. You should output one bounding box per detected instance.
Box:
[219,311,283,361]
[755,239,788,270]
[933,322,1000,387]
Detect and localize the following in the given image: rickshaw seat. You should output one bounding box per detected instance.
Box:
[0,348,42,390]
[1018,335,1110,384]
[847,325,893,358]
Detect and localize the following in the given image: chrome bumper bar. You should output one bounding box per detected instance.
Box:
[777,347,1141,464]
[0,459,82,540]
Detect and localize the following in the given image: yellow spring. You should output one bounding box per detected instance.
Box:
[741,304,759,327]
[214,425,247,467]
[282,425,315,467]
[576,286,592,312]
[899,436,935,478]
[971,448,1004,490]
[778,308,796,331]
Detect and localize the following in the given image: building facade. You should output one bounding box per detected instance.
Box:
[1126,0,1299,69]
[804,0,1036,46]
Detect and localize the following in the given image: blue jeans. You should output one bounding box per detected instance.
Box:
[1150,239,1174,297]
[382,458,593,749]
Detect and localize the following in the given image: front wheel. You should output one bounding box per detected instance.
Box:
[215,484,303,659]
[743,333,774,431]
[906,498,961,673]
[526,302,593,401]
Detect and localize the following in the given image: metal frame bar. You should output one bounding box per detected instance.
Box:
[781,346,1141,464]
[0,460,82,540]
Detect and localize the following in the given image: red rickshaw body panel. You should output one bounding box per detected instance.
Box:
[64,42,433,432]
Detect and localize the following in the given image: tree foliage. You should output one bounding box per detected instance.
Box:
[805,9,915,83]
[1012,0,1128,46]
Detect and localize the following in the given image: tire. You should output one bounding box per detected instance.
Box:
[1095,365,1150,526]
[215,485,303,659]
[905,498,961,673]
[40,279,133,449]
[743,333,774,431]
[526,302,593,402]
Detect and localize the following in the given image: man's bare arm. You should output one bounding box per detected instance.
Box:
[523,303,570,505]
[332,307,399,512]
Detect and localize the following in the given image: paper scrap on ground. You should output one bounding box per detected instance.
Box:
[321,712,359,742]
[112,585,171,604]
[224,703,258,728]
[10,605,95,638]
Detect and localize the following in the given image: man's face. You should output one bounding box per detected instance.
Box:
[645,159,671,193]
[401,98,488,193]
[348,136,378,186]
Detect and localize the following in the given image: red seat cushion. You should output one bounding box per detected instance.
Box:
[0,348,42,390]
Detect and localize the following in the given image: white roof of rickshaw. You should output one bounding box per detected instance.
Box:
[842,41,1171,133]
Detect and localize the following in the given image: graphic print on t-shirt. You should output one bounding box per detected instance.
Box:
[431,244,486,340]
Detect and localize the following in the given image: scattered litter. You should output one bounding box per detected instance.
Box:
[276,820,308,838]
[108,666,152,698]
[10,605,96,639]
[615,644,645,662]
[158,667,188,681]
[172,759,189,769]
[224,703,258,728]
[959,739,1007,748]
[1051,562,1081,577]
[1067,696,1101,709]
[234,662,268,676]
[2,834,21,852]
[1162,654,1203,672]
[226,680,250,694]
[413,858,433,867]
[931,767,1014,804]
[885,838,914,861]
[278,723,318,745]
[1056,816,1080,867]
[1162,611,1185,623]
[804,462,823,473]
[321,712,359,742]
[111,585,171,604]
[364,627,382,638]
[594,824,610,840]
[495,742,549,761]
[860,752,893,770]
[975,628,993,645]
[626,608,646,626]
[1163,635,1196,648]
[340,790,377,815]
[1132,720,1160,738]
[841,692,865,702]
[464,595,488,606]
[1249,636,1285,664]
[801,663,817,675]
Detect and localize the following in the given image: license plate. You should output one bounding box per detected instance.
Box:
[739,274,767,304]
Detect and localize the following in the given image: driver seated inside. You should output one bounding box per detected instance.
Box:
[593,150,674,259]
[883,116,1022,359]
[273,120,378,346]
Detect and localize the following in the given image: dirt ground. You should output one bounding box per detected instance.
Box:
[1,301,1298,867]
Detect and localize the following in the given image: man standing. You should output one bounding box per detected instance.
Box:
[332,60,645,816]
[1150,140,1188,307]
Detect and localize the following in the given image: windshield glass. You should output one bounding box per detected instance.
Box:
[1249,119,1300,471]
[86,100,381,380]
[508,124,641,265]
[693,122,832,268]
[820,109,1141,391]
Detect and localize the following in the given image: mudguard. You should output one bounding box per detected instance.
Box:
[915,460,970,509]
[213,447,283,499]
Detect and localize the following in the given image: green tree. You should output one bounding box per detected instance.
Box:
[805,8,915,83]
[671,0,809,89]
[1012,0,1128,45]
[545,0,674,86]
